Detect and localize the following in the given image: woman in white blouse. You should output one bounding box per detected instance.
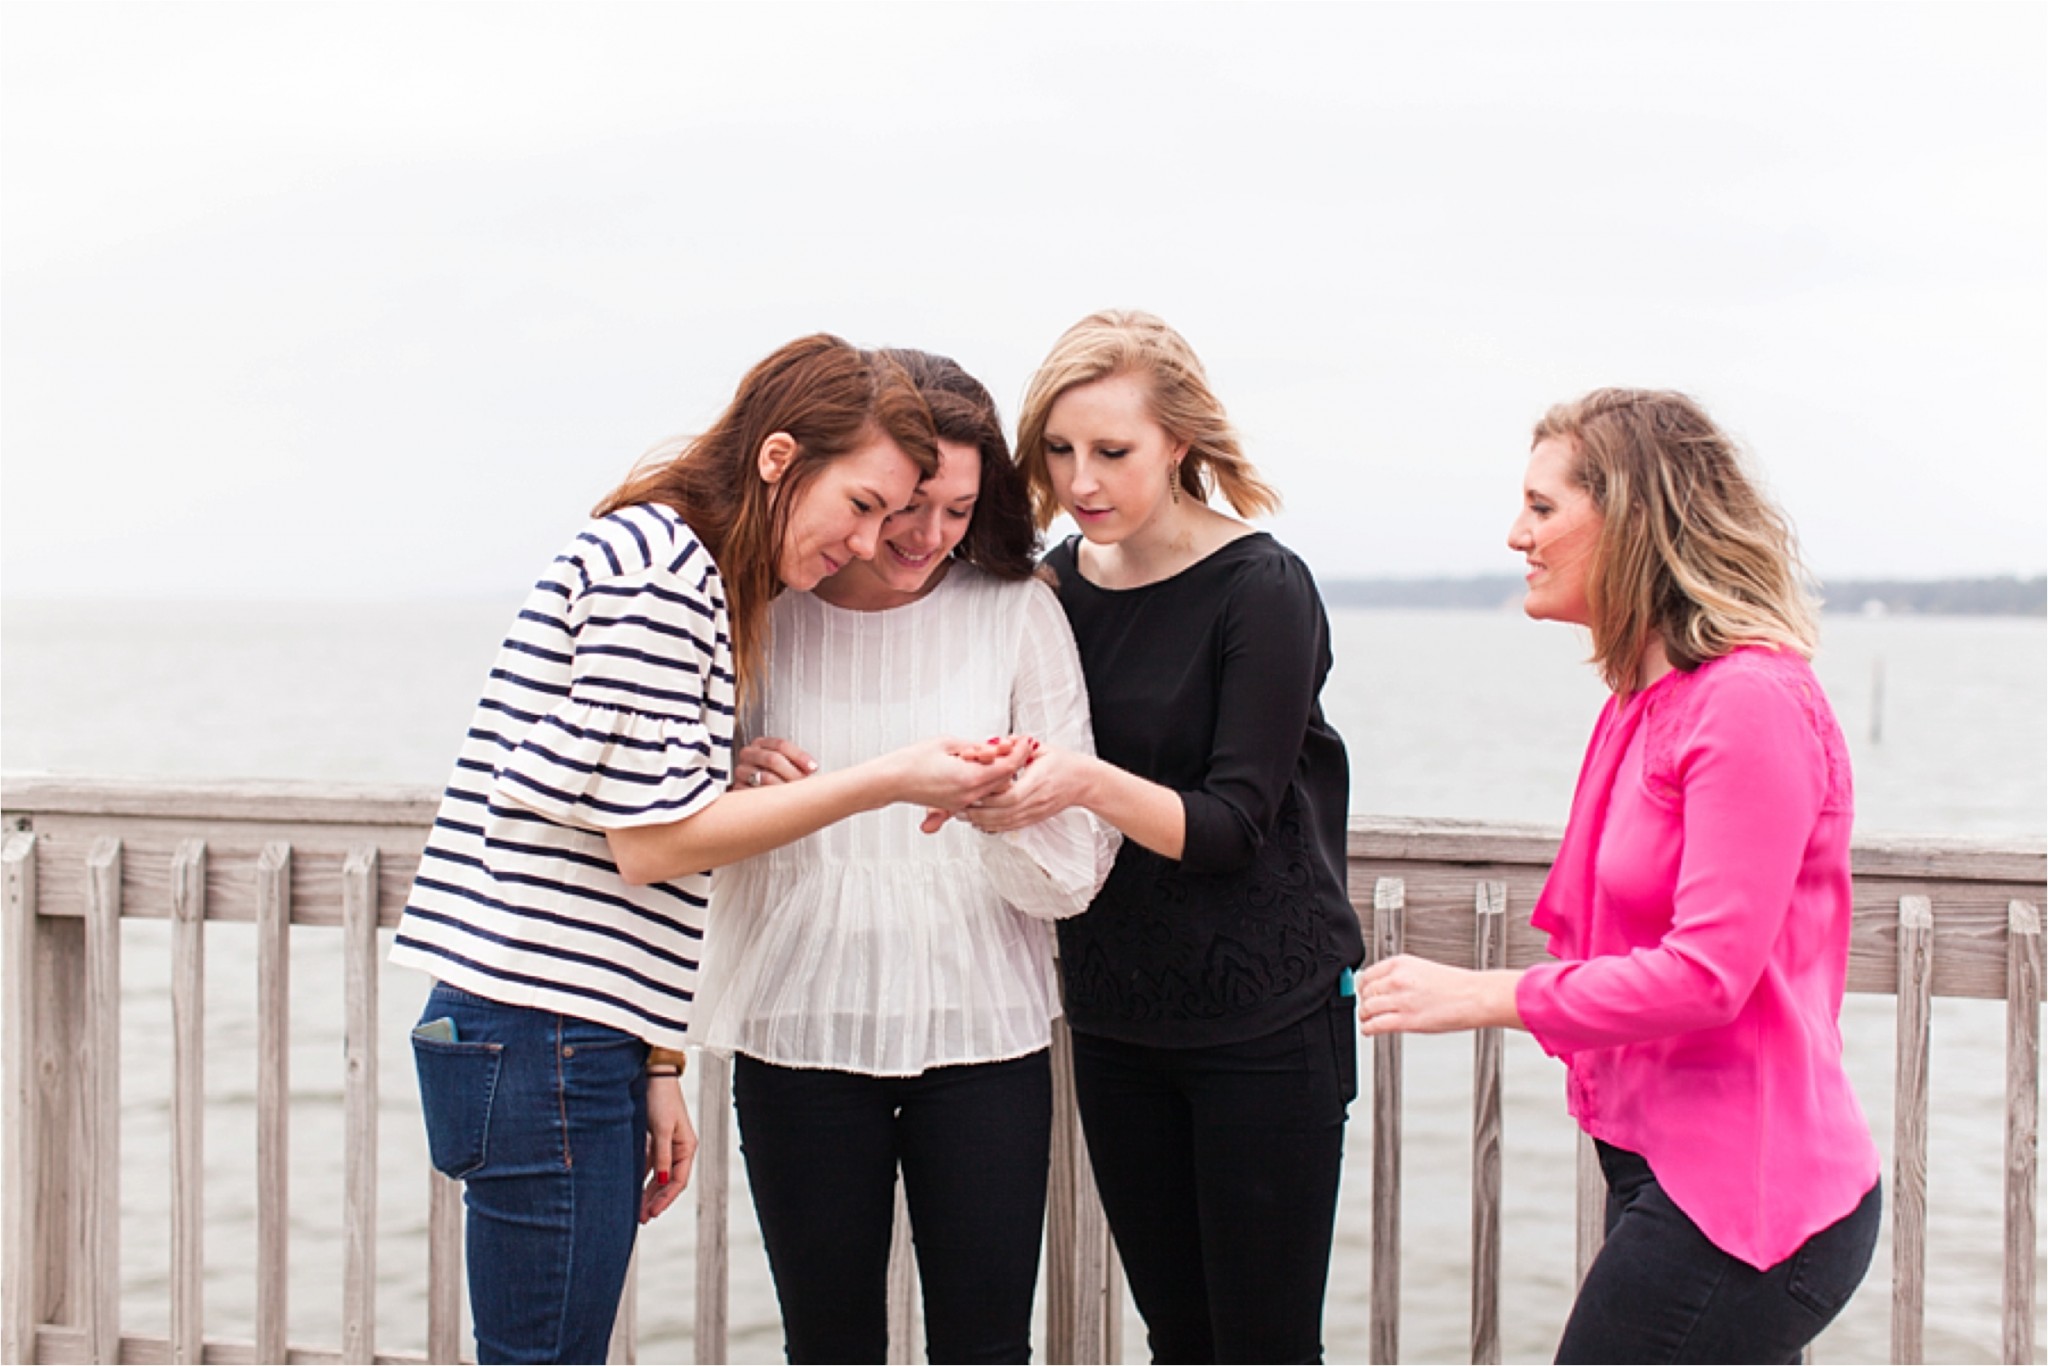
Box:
[696,350,1116,1364]
[392,338,1032,1365]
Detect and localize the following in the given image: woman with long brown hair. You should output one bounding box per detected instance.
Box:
[390,335,1028,1364]
[697,349,1117,1363]
[1358,389,1882,1363]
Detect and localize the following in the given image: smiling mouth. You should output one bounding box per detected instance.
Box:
[886,544,936,568]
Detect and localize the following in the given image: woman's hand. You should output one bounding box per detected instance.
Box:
[1356,956,1526,1036]
[881,735,1029,818]
[955,742,1094,835]
[735,736,817,789]
[639,1074,698,1223]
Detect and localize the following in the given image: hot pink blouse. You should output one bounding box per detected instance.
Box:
[1514,645,1881,1270]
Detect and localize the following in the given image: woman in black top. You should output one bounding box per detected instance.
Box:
[962,310,1362,1363]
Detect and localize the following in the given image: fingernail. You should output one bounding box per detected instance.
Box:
[657,1171,670,1186]
[805,760,818,772]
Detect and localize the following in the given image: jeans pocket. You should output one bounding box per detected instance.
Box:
[412,1033,505,1179]
[1786,1181,1882,1319]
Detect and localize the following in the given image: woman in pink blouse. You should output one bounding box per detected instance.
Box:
[1358,389,1882,1363]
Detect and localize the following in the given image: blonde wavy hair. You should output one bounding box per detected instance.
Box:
[1535,389,1818,694]
[1015,310,1280,529]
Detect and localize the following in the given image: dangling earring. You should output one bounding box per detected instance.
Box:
[1169,462,1182,505]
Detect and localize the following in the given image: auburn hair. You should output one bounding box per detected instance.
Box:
[595,336,937,698]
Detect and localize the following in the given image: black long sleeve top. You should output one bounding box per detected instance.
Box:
[1046,532,1364,1047]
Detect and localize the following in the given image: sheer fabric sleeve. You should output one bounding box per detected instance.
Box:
[493,511,737,831]
[982,580,1121,920]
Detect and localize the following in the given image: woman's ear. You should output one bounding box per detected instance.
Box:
[757,432,798,485]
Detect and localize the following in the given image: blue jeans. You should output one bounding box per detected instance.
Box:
[410,982,649,1365]
[1556,1142,1882,1364]
[734,1051,1053,1364]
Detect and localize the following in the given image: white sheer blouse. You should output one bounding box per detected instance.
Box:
[694,563,1119,1075]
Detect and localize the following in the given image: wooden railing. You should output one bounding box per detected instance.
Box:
[2,776,2040,1364]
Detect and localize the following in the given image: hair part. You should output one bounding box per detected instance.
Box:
[595,335,937,699]
[1533,388,1818,694]
[1015,310,1281,530]
[875,349,1037,579]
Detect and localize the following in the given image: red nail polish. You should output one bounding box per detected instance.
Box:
[657,1170,670,1186]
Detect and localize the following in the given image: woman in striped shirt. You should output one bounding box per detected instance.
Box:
[392,336,1030,1365]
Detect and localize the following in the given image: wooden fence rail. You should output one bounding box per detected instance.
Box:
[3,776,2041,1364]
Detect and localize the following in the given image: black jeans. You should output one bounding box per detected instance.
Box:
[1070,993,1357,1364]
[1556,1141,1882,1364]
[733,1050,1052,1365]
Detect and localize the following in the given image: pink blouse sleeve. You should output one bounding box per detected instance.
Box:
[1515,665,1832,1055]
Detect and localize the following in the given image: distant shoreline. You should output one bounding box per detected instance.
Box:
[1316,573,2048,617]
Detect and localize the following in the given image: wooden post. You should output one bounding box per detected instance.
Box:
[1470,880,1506,1366]
[695,1051,732,1366]
[171,840,207,1364]
[1573,1134,1604,1287]
[1893,894,1933,1365]
[885,1173,919,1365]
[343,846,379,1364]
[427,1169,463,1366]
[1369,876,1405,1365]
[2004,899,2041,1366]
[256,843,291,1366]
[3,832,40,1364]
[1046,1011,1118,1366]
[86,837,123,1364]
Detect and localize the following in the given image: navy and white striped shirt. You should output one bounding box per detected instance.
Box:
[391,503,734,1048]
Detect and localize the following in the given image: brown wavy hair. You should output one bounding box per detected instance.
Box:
[1015,310,1280,530]
[595,335,937,698]
[877,349,1036,579]
[1534,388,1818,695]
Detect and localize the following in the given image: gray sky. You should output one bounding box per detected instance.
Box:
[4,2,2043,600]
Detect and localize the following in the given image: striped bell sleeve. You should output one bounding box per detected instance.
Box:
[390,502,734,1049]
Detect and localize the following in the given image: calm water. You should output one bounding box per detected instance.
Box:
[3,598,2043,1362]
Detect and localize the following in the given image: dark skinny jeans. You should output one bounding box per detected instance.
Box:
[1070,993,1358,1364]
[1556,1141,1882,1364]
[734,1050,1052,1365]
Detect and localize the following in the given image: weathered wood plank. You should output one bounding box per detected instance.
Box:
[1045,1012,1117,1366]
[255,843,292,1366]
[1574,1132,1604,1288]
[1,774,440,828]
[87,837,124,1363]
[2005,899,2041,1366]
[1470,880,1506,1366]
[1893,894,1933,1365]
[694,1051,733,1366]
[171,839,207,1364]
[26,830,425,930]
[28,839,88,1351]
[342,847,380,1364]
[3,832,39,1364]
[33,1322,442,1363]
[1369,877,1404,1366]
[426,1172,462,1366]
[885,1175,917,1365]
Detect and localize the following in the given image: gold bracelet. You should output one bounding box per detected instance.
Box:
[644,1065,681,1079]
[646,1046,688,1075]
